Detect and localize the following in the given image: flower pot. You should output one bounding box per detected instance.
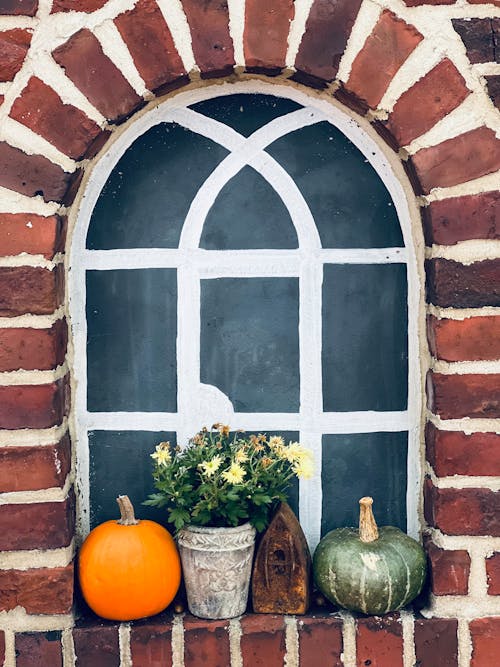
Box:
[177,522,256,619]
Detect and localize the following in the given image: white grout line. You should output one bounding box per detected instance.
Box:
[340,611,356,667]
[427,304,500,321]
[62,627,76,667]
[0,419,68,447]
[0,309,65,330]
[119,623,132,667]
[431,359,500,375]
[0,540,75,570]
[284,616,299,667]
[0,611,73,632]
[0,253,64,270]
[426,239,500,265]
[227,0,246,67]
[285,0,315,69]
[0,364,68,387]
[156,0,197,73]
[426,411,500,435]
[401,610,416,667]
[229,618,243,667]
[171,614,184,667]
[421,170,500,203]
[425,463,500,491]
[336,2,382,84]
[457,618,472,667]
[0,476,71,505]
[3,629,16,667]
[428,528,500,551]
[0,185,60,216]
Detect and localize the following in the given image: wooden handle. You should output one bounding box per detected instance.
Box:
[359,497,379,543]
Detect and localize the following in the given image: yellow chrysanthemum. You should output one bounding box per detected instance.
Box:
[222,463,246,484]
[198,455,223,477]
[268,436,285,450]
[151,442,171,466]
[284,441,310,464]
[293,456,314,479]
[235,449,249,463]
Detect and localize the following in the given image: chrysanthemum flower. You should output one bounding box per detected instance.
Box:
[198,455,223,477]
[222,463,246,484]
[293,456,314,479]
[235,449,249,463]
[151,442,171,466]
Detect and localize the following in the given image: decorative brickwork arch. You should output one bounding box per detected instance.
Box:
[0,1,499,664]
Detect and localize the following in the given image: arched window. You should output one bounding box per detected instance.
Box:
[70,85,421,549]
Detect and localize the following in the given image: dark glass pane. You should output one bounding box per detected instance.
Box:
[201,278,299,412]
[88,430,176,529]
[322,264,408,412]
[321,432,408,535]
[86,123,228,249]
[268,122,403,248]
[200,166,298,249]
[86,269,177,412]
[190,93,302,137]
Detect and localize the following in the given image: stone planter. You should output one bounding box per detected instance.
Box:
[177,523,256,619]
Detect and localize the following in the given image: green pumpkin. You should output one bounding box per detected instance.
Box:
[313,497,426,615]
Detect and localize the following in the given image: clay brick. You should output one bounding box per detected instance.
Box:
[486,75,500,109]
[181,0,234,78]
[424,478,500,536]
[0,265,64,316]
[414,618,458,667]
[356,615,403,667]
[0,29,32,82]
[422,192,499,246]
[346,11,423,109]
[0,631,4,666]
[0,377,68,430]
[486,553,500,595]
[452,18,498,64]
[0,436,71,492]
[384,59,469,146]
[426,541,470,595]
[0,320,67,372]
[403,0,454,4]
[427,371,500,420]
[130,618,173,667]
[114,0,185,93]
[470,617,500,666]
[240,615,286,667]
[426,258,500,308]
[16,631,63,667]
[52,0,107,11]
[298,614,343,667]
[73,623,120,667]
[427,315,500,362]
[184,617,231,666]
[53,29,143,123]
[0,0,38,15]
[426,423,500,477]
[468,0,500,5]
[0,141,79,203]
[10,77,105,161]
[294,0,362,83]
[0,213,66,258]
[411,127,500,194]
[244,0,294,72]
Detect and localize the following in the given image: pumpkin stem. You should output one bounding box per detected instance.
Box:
[359,497,379,543]
[116,495,140,526]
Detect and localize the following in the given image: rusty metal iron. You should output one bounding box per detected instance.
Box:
[251,502,311,614]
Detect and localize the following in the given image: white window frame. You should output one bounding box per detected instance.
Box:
[69,81,422,550]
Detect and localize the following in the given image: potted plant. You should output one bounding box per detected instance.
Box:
[146,424,314,619]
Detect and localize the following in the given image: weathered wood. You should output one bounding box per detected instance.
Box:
[251,502,311,614]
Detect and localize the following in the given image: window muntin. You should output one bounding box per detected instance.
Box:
[71,87,421,548]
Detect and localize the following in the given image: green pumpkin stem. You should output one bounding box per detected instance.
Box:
[359,497,379,543]
[117,495,140,526]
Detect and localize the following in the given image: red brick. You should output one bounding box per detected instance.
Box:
[0,631,4,666]
[452,18,498,64]
[486,74,500,110]
[0,264,64,317]
[0,321,67,372]
[53,29,143,123]
[426,258,500,308]
[0,141,79,203]
[295,0,363,83]
[114,0,186,93]
[0,436,71,492]
[411,127,500,194]
[346,11,423,108]
[0,563,74,616]
[130,619,173,667]
[356,615,403,667]
[244,0,294,72]
[298,614,343,667]
[426,423,500,477]
[414,618,458,667]
[73,624,120,667]
[470,618,500,666]
[384,59,469,146]
[181,0,234,78]
[0,29,32,82]
[424,478,500,536]
[427,315,500,362]
[16,631,63,667]
[184,617,230,666]
[0,377,68,430]
[10,77,105,161]
[240,614,286,667]
[469,0,500,5]
[403,0,454,4]
[426,541,470,595]
[427,371,500,420]
[52,0,107,11]
[0,0,38,15]
[0,213,65,258]
[422,192,499,246]
[486,553,500,595]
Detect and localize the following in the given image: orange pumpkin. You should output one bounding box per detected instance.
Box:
[78,495,181,621]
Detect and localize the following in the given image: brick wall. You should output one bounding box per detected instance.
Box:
[0,0,498,665]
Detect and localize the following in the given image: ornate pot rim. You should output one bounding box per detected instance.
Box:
[177,522,256,551]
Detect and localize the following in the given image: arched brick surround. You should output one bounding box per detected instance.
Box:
[0,1,498,665]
